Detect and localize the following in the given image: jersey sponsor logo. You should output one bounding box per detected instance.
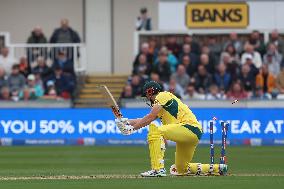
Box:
[185,2,249,28]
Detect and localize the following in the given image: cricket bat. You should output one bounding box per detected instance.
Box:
[99,85,123,119]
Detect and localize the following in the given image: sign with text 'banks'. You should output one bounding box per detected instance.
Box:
[185,2,249,28]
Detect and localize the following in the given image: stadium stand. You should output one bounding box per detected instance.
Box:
[0,19,85,103]
[121,31,284,101]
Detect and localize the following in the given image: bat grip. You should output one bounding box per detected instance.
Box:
[111,106,123,119]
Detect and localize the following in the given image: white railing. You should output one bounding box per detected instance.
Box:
[7,43,87,73]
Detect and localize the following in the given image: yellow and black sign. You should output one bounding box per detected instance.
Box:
[185,2,249,28]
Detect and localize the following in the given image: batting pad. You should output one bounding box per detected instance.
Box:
[188,163,220,175]
[147,124,165,170]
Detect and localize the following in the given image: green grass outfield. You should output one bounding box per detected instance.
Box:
[0,146,283,189]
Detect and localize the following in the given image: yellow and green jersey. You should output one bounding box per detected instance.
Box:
[154,91,201,129]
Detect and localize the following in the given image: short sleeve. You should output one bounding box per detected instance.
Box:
[154,92,171,106]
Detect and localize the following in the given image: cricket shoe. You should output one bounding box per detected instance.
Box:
[140,168,167,177]
[219,164,228,175]
[170,164,179,176]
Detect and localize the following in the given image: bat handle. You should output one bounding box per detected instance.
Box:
[111,106,123,118]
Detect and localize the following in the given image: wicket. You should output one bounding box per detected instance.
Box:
[209,121,229,175]
[209,122,214,173]
[220,122,228,164]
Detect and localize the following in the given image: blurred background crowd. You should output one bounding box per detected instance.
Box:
[0,18,79,101]
[121,30,284,100]
[2,7,284,103]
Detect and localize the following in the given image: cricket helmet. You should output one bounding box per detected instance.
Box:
[142,81,162,99]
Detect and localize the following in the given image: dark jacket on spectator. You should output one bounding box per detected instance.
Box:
[238,72,255,92]
[226,61,240,81]
[249,38,266,57]
[47,73,75,96]
[133,53,154,67]
[184,63,196,77]
[194,73,213,93]
[53,59,75,76]
[131,82,144,97]
[179,52,199,66]
[8,74,26,92]
[153,61,171,82]
[32,65,53,82]
[188,41,201,55]
[214,72,231,91]
[27,32,47,43]
[132,63,152,76]
[50,28,80,43]
[27,32,48,70]
[208,53,218,74]
[249,63,259,78]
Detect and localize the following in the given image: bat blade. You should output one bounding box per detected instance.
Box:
[99,85,123,119]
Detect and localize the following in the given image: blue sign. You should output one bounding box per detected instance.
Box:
[0,108,283,146]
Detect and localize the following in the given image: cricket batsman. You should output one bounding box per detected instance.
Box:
[116,81,227,177]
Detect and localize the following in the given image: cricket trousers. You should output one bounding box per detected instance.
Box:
[147,123,220,175]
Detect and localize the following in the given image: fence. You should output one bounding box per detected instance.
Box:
[7,43,87,73]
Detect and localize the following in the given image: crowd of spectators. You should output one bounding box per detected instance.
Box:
[0,18,80,101]
[122,30,284,100]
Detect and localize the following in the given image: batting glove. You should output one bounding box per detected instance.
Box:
[115,118,133,134]
[121,124,134,135]
[115,118,129,124]
[120,118,129,124]
[115,119,125,132]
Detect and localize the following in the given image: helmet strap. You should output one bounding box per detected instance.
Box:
[142,97,153,107]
